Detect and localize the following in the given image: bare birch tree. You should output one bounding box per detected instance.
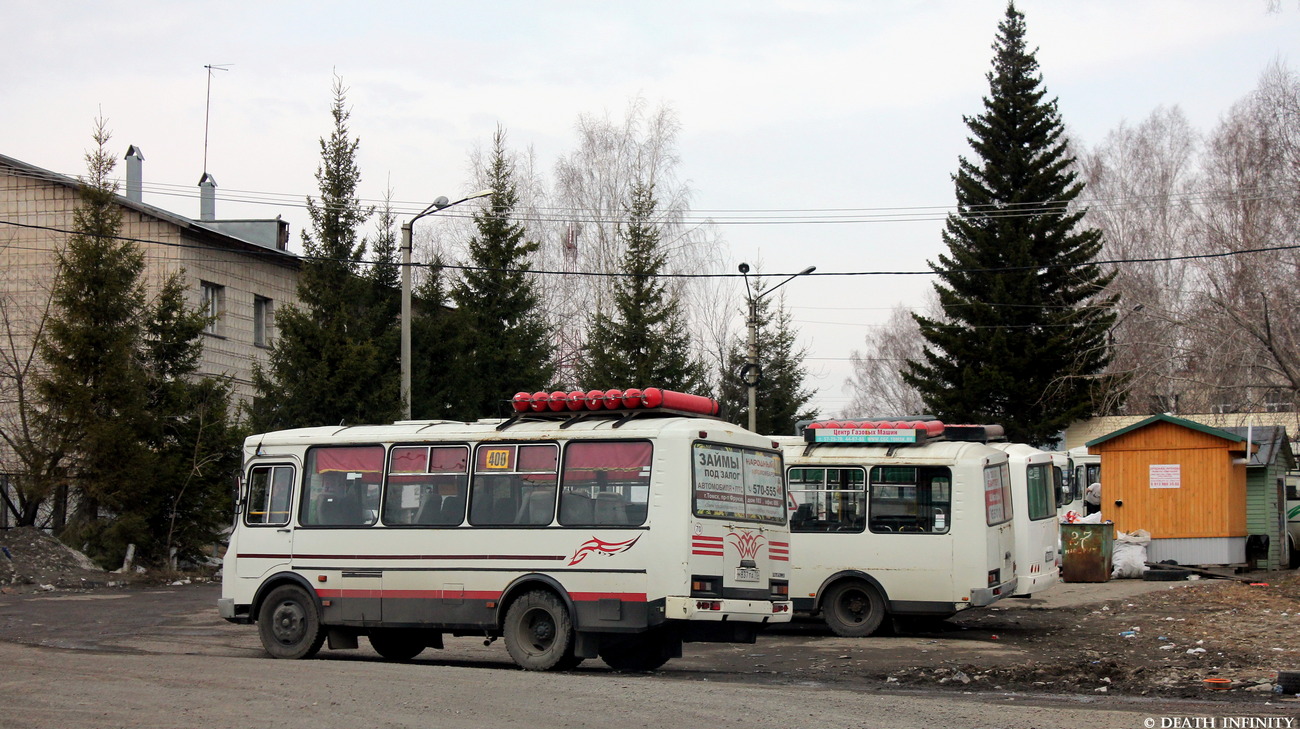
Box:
[1184,61,1300,413]
[551,98,728,388]
[843,304,929,418]
[1077,107,1200,414]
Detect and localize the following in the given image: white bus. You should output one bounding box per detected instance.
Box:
[777,420,1017,636]
[987,442,1061,597]
[220,388,793,671]
[1064,445,1099,516]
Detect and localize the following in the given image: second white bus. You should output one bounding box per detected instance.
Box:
[987,442,1061,597]
[777,421,1017,636]
[220,388,793,671]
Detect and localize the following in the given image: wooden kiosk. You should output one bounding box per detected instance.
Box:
[1085,414,1257,566]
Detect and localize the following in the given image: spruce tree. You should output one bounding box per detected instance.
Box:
[902,2,1115,446]
[140,276,241,567]
[451,127,554,417]
[719,280,818,435]
[37,120,152,554]
[577,181,707,391]
[38,120,239,567]
[249,76,395,430]
[411,255,473,419]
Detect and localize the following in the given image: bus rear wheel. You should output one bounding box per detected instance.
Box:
[503,590,577,671]
[257,584,326,659]
[822,581,886,637]
[599,631,676,672]
[368,629,427,661]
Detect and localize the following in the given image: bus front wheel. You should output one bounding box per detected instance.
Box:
[257,584,326,659]
[822,581,886,637]
[503,590,577,671]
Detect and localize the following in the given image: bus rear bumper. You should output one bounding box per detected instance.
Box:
[969,577,1017,607]
[665,596,793,623]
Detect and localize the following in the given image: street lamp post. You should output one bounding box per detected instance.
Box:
[400,189,494,419]
[739,263,816,432]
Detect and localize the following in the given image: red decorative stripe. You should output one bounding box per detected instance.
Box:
[316,588,647,602]
[692,535,724,543]
[242,553,566,561]
[691,549,725,556]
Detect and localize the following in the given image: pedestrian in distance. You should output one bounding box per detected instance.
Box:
[1084,481,1102,516]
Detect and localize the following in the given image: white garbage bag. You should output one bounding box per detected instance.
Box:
[1112,529,1151,579]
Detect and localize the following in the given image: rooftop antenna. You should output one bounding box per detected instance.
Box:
[202,64,232,175]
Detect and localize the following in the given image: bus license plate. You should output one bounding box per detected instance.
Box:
[735,567,760,583]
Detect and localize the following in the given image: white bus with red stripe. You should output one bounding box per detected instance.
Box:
[987,442,1062,597]
[777,420,1017,636]
[219,388,792,671]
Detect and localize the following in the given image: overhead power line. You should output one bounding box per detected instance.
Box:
[0,164,1295,227]
[3,217,1298,280]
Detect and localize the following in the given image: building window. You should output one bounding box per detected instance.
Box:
[254,296,273,347]
[201,282,224,335]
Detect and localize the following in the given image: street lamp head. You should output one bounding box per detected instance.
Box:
[798,265,817,276]
[738,262,750,274]
[431,195,451,210]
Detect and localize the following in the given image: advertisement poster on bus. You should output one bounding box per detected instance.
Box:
[693,444,784,523]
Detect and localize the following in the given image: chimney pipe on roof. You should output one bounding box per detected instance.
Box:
[198,172,217,221]
[124,145,144,203]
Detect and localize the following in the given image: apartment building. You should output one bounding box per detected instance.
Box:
[0,148,300,409]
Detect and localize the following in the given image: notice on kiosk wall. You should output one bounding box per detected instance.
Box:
[1149,463,1181,489]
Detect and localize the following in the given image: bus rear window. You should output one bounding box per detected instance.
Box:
[984,463,1013,526]
[1025,463,1055,521]
[692,443,784,524]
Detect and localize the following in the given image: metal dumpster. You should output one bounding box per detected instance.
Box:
[1060,522,1114,583]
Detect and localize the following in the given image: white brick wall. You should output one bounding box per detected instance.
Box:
[0,163,301,413]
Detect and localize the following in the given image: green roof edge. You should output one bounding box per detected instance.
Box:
[1084,413,1247,448]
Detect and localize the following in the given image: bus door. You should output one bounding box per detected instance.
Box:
[235,462,297,582]
[983,462,1017,599]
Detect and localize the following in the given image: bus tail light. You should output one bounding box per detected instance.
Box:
[691,575,721,597]
[696,601,723,611]
[770,580,789,599]
[987,569,1001,586]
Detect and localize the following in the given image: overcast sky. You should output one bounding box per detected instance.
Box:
[2,1,1296,418]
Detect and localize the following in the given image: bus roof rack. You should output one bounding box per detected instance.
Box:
[941,424,1007,443]
[497,388,722,431]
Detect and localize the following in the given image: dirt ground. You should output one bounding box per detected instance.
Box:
[3,525,1299,703]
[0,527,155,592]
[872,569,1300,701]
